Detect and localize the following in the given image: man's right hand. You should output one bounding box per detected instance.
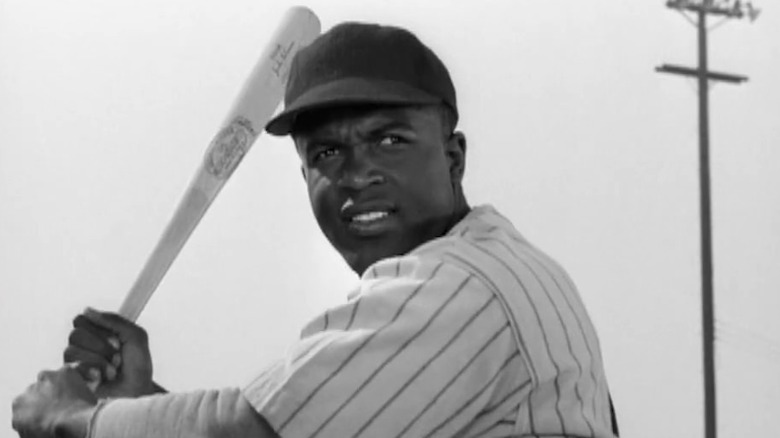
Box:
[63,308,159,399]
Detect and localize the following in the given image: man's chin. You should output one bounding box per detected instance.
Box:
[344,250,388,276]
[334,227,438,275]
[341,242,409,276]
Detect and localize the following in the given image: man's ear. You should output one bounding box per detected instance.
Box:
[445,131,467,183]
[293,136,309,182]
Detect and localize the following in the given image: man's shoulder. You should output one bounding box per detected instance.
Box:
[418,205,530,260]
[411,205,571,293]
[359,204,572,300]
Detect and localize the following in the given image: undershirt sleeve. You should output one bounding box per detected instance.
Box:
[89,388,275,438]
[243,256,520,438]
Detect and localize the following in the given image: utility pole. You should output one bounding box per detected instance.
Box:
[656,1,759,438]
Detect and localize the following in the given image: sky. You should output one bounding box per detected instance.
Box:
[1,1,779,437]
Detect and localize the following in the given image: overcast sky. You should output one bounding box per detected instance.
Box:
[1,1,778,437]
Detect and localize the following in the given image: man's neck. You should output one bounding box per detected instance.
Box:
[443,200,471,236]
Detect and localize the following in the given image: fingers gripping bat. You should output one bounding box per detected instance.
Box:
[117,7,320,321]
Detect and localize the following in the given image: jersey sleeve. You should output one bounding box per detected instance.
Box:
[242,255,521,438]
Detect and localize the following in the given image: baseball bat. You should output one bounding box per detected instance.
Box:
[117,7,320,321]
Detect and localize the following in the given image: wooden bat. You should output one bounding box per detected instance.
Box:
[117,7,320,321]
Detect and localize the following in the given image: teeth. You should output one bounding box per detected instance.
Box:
[352,211,389,223]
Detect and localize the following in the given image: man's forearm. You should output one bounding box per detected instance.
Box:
[54,382,168,438]
[88,388,278,438]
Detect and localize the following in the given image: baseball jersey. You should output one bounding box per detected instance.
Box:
[243,204,616,437]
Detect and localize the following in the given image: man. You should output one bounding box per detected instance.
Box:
[12,22,618,437]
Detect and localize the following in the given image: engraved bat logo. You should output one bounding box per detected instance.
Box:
[205,117,257,180]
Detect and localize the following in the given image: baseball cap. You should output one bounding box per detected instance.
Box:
[265,22,458,136]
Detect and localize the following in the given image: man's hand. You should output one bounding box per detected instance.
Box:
[63,308,159,399]
[12,367,96,438]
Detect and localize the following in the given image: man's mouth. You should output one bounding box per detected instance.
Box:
[351,211,390,223]
[341,201,397,236]
[347,212,395,235]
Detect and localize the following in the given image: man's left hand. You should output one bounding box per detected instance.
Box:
[12,366,97,438]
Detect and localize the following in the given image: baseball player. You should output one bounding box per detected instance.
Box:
[12,22,619,437]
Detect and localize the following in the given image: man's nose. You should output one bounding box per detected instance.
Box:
[337,146,384,190]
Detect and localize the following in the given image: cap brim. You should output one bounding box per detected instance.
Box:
[265,77,442,136]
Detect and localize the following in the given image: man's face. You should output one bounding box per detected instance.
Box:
[293,105,466,275]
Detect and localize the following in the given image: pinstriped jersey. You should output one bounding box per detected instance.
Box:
[243,205,615,437]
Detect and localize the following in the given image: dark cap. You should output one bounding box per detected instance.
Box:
[265,22,458,136]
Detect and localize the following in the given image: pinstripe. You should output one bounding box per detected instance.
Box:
[308,275,474,437]
[464,244,566,434]
[518,246,601,428]
[511,242,602,424]
[476,372,528,421]
[464,241,567,434]
[558,263,607,428]
[475,418,517,438]
[345,298,362,330]
[523,245,598,349]
[349,259,403,329]
[352,294,499,437]
[515,256,593,436]
[524,435,595,438]
[367,275,401,295]
[467,358,529,437]
[506,233,598,350]
[473,235,595,436]
[371,259,402,280]
[443,251,539,384]
[292,334,337,365]
[556,265,604,358]
[323,311,330,330]
[421,350,522,438]
[351,268,404,309]
[484,212,609,435]
[392,323,511,438]
[277,262,446,432]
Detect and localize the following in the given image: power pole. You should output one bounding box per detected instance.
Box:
[656,1,759,438]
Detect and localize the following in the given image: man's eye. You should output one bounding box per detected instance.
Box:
[377,135,405,147]
[311,146,339,163]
